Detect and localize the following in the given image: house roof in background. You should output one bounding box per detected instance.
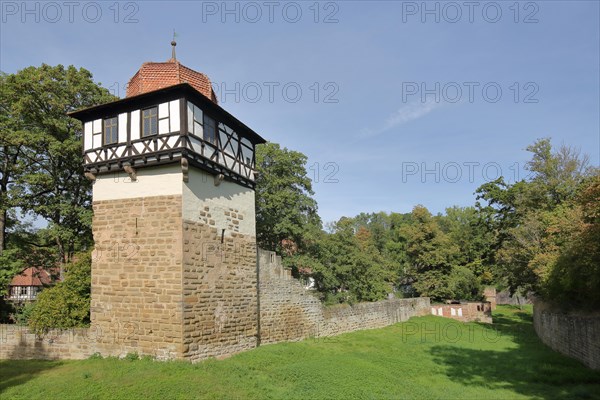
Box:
[10,267,54,287]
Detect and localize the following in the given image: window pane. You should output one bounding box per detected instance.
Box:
[104,117,118,144]
[194,122,203,137]
[142,107,158,137]
[203,115,217,145]
[187,104,194,133]
[194,106,203,124]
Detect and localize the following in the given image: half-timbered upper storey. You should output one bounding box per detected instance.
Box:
[69,59,266,189]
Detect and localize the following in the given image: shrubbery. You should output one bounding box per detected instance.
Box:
[27,252,91,334]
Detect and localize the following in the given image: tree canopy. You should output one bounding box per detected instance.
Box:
[0,64,115,271]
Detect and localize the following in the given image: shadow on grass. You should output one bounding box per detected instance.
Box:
[0,327,65,394]
[430,306,600,399]
[0,359,63,393]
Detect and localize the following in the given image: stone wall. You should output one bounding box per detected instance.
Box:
[0,325,92,360]
[430,302,493,323]
[91,195,185,360]
[484,287,497,310]
[258,249,430,343]
[496,290,532,306]
[533,301,600,369]
[0,249,430,361]
[181,220,258,362]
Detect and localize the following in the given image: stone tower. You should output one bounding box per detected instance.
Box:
[69,47,266,361]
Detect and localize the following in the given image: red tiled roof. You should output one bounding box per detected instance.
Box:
[126,59,218,103]
[9,267,53,287]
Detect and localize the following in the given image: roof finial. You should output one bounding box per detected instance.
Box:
[171,30,177,61]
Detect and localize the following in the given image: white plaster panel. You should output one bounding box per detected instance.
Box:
[159,102,169,119]
[182,168,256,237]
[133,142,146,154]
[130,110,140,140]
[167,136,179,148]
[159,119,169,135]
[116,145,128,158]
[92,164,183,201]
[118,113,128,143]
[93,119,102,134]
[84,122,93,151]
[92,133,102,149]
[169,100,180,132]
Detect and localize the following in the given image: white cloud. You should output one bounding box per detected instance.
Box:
[360,100,441,138]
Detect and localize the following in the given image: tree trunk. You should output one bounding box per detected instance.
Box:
[0,209,5,255]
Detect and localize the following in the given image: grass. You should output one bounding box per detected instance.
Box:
[1,305,599,399]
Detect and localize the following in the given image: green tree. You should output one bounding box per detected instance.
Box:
[447,265,483,301]
[396,206,460,301]
[255,142,322,254]
[0,73,29,254]
[542,173,600,309]
[314,218,391,303]
[476,138,594,296]
[1,64,116,266]
[438,206,495,283]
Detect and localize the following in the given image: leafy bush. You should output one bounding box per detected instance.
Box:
[27,252,91,334]
[13,302,36,326]
[447,266,483,301]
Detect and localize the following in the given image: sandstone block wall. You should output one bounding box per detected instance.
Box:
[533,301,600,369]
[1,244,430,362]
[0,325,92,360]
[258,249,430,343]
[182,220,258,361]
[258,250,322,343]
[91,195,184,360]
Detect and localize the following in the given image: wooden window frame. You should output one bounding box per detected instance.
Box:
[141,106,158,137]
[203,114,218,146]
[103,116,119,145]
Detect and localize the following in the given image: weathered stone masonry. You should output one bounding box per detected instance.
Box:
[91,195,185,360]
[91,189,261,361]
[1,177,429,361]
[258,249,431,344]
[1,247,431,361]
[182,220,258,362]
[533,301,600,370]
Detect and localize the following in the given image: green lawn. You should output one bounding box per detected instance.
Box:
[1,305,599,399]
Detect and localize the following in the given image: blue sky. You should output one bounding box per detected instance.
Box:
[1,0,599,224]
